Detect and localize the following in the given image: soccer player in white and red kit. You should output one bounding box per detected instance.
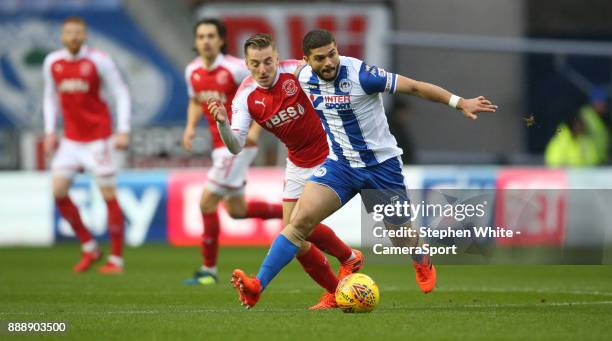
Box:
[208,34,363,309]
[181,19,283,285]
[42,17,130,274]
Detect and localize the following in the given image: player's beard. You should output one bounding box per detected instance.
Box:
[67,42,83,55]
[317,65,337,81]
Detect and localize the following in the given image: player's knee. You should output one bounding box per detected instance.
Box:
[224,204,246,219]
[199,200,217,214]
[53,189,68,199]
[199,191,220,213]
[52,182,69,199]
[281,225,310,248]
[291,211,318,232]
[98,185,116,201]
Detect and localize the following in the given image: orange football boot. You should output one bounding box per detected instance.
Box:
[338,249,364,280]
[308,293,338,310]
[412,259,436,293]
[98,262,124,275]
[73,250,103,273]
[231,269,262,309]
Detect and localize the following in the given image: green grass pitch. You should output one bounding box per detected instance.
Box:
[1,244,611,340]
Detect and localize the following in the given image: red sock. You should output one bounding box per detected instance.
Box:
[56,196,92,244]
[297,244,339,294]
[245,200,282,219]
[202,211,220,267]
[105,198,124,257]
[307,224,352,263]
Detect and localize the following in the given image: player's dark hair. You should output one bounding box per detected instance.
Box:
[193,18,227,54]
[63,16,87,28]
[243,33,275,56]
[302,29,335,56]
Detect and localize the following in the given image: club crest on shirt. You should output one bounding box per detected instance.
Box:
[80,62,93,76]
[339,78,352,93]
[313,166,327,177]
[216,70,229,85]
[282,79,298,96]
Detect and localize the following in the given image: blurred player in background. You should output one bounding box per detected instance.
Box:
[182,19,284,285]
[43,17,130,274]
[229,29,498,308]
[209,34,363,309]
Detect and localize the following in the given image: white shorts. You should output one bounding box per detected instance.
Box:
[283,159,323,202]
[51,137,117,184]
[206,146,258,197]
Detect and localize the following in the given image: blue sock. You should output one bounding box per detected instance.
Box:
[256,234,299,290]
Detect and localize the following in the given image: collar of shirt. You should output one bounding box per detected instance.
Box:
[63,45,89,61]
[202,53,224,71]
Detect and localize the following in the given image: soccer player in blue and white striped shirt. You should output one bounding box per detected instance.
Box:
[231,29,497,308]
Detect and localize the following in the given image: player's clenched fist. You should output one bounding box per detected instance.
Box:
[44,133,57,156]
[457,96,498,120]
[182,126,195,151]
[207,98,227,124]
[114,132,129,150]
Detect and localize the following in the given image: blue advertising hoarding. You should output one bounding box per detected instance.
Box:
[54,171,168,246]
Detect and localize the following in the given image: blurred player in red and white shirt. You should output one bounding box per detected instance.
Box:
[181,19,283,285]
[209,34,362,309]
[43,17,130,274]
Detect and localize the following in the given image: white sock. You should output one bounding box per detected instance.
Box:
[108,255,124,267]
[200,265,218,275]
[82,240,98,253]
[346,250,356,261]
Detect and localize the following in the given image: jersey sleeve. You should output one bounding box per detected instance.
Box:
[184,66,196,98]
[97,54,131,133]
[358,61,398,95]
[233,64,251,85]
[230,92,253,134]
[214,90,251,154]
[42,55,59,134]
[278,59,301,74]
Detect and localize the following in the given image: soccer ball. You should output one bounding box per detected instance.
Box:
[335,273,380,313]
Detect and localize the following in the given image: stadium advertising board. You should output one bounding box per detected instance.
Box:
[495,168,568,246]
[196,3,391,66]
[5,167,612,250]
[167,169,285,246]
[54,171,168,246]
[0,172,53,246]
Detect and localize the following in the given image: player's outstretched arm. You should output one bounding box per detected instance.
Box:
[182,98,202,151]
[42,56,59,156]
[207,98,248,154]
[395,75,498,120]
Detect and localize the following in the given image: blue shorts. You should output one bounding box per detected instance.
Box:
[308,156,410,223]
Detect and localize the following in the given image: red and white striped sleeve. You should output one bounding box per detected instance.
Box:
[42,51,61,134]
[223,54,250,85]
[184,58,199,98]
[217,76,257,154]
[92,51,131,133]
[278,59,301,74]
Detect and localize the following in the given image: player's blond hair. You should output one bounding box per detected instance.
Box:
[63,16,87,28]
[243,34,276,56]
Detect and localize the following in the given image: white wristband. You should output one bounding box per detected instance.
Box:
[448,95,461,109]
